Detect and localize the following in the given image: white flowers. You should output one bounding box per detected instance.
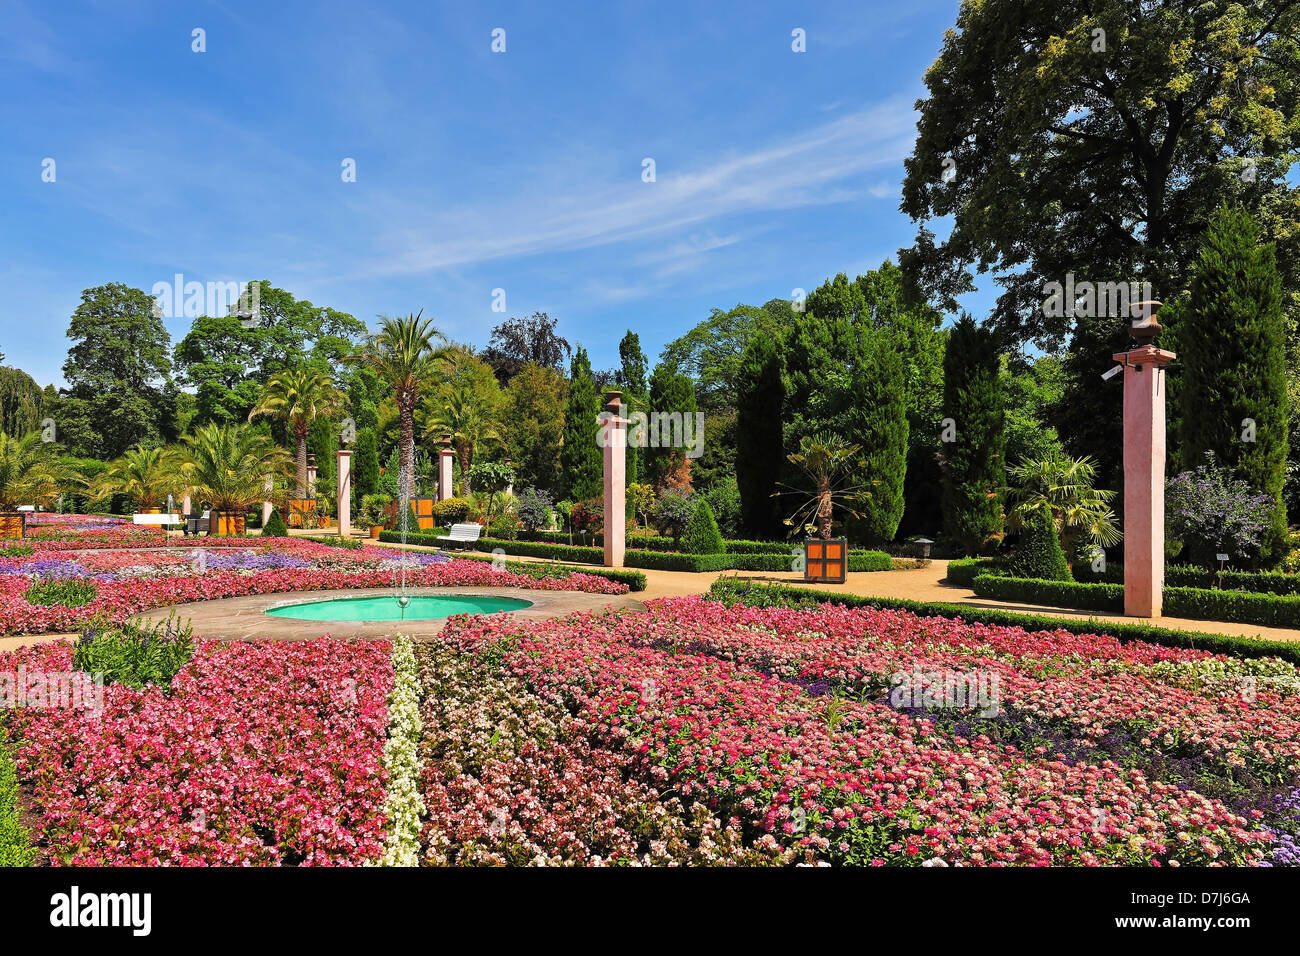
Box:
[374,635,426,867]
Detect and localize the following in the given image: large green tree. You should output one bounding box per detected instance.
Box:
[0,366,43,438]
[173,282,366,427]
[505,362,568,496]
[660,304,785,409]
[61,283,176,459]
[560,346,603,500]
[734,332,785,538]
[646,361,698,492]
[617,330,648,486]
[941,316,1007,554]
[900,1,1300,482]
[1179,205,1290,559]
[248,368,343,496]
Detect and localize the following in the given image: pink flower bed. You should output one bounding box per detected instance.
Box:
[434,601,1276,866]
[4,638,393,865]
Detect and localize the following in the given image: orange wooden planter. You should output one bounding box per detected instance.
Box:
[0,513,25,539]
[287,498,317,528]
[383,497,437,530]
[142,507,162,515]
[804,537,847,584]
[210,511,246,536]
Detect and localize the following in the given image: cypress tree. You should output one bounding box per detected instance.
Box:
[735,333,785,538]
[848,329,909,545]
[353,427,380,499]
[618,331,649,486]
[646,361,698,491]
[940,315,1006,554]
[1179,205,1289,561]
[1011,508,1072,581]
[261,508,288,537]
[560,345,603,500]
[681,499,725,554]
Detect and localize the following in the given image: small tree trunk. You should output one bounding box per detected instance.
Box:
[295,433,308,498]
[816,478,833,539]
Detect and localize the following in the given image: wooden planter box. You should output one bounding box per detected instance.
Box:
[286,498,317,528]
[804,538,847,584]
[210,511,246,537]
[384,497,437,531]
[0,512,25,539]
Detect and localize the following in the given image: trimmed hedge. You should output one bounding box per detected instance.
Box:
[379,530,893,574]
[446,549,648,592]
[945,558,1000,586]
[1077,562,1300,596]
[973,573,1300,629]
[707,578,1300,665]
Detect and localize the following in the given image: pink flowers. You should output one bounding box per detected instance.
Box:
[5,638,394,865]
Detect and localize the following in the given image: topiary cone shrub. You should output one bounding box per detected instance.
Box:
[1011,510,1071,581]
[262,508,289,537]
[681,500,726,555]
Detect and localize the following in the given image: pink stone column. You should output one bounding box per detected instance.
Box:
[305,455,318,497]
[601,391,627,568]
[181,494,191,516]
[336,449,353,538]
[262,478,273,526]
[437,436,455,501]
[1112,343,1176,617]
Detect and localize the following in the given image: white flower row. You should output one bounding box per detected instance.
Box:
[373,635,426,867]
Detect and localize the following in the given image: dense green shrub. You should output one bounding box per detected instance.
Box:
[487,513,522,540]
[945,557,1001,586]
[25,576,99,607]
[73,614,196,690]
[707,578,1300,665]
[514,486,553,532]
[449,549,647,592]
[261,508,288,537]
[681,500,725,555]
[702,476,743,538]
[430,496,474,525]
[1010,510,1071,581]
[941,315,1006,554]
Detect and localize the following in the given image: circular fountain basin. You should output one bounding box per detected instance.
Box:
[265,594,533,622]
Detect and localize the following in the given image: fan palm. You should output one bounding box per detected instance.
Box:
[91,445,186,511]
[248,368,343,496]
[775,433,872,539]
[360,311,448,501]
[0,430,80,511]
[1005,454,1122,557]
[182,423,291,513]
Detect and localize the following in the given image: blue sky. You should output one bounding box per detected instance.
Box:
[0,0,975,387]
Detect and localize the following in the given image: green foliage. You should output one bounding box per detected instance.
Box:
[651,488,696,545]
[73,614,196,690]
[559,346,603,501]
[486,513,522,539]
[701,475,742,538]
[298,533,362,550]
[0,723,34,867]
[358,493,392,528]
[261,507,288,537]
[0,365,42,439]
[617,330,649,486]
[503,363,567,496]
[646,361,698,489]
[1179,205,1290,561]
[734,332,784,539]
[681,499,725,555]
[513,485,553,532]
[941,315,1006,554]
[660,304,785,407]
[182,422,291,512]
[1010,509,1071,581]
[0,430,80,511]
[945,557,1002,587]
[61,282,176,459]
[1006,454,1120,556]
[25,575,99,607]
[353,427,380,498]
[430,496,473,525]
[1001,355,1065,467]
[973,573,1122,613]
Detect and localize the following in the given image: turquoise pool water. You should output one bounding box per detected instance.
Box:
[265,594,533,621]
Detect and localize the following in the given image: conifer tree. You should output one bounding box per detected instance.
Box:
[941,315,1006,554]
[735,333,784,538]
[1179,205,1289,560]
[560,346,603,500]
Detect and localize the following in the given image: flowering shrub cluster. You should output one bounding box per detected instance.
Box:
[4,638,393,865]
[431,598,1287,866]
[0,538,628,634]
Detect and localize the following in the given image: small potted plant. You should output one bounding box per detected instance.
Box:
[775,433,871,584]
[360,493,392,539]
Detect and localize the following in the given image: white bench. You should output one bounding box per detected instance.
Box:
[436,523,482,549]
[132,513,181,525]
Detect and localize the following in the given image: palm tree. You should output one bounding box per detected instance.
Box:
[248,368,343,496]
[0,430,79,512]
[182,423,291,528]
[421,382,502,494]
[91,445,185,512]
[776,433,872,539]
[360,311,447,501]
[1005,454,1122,558]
